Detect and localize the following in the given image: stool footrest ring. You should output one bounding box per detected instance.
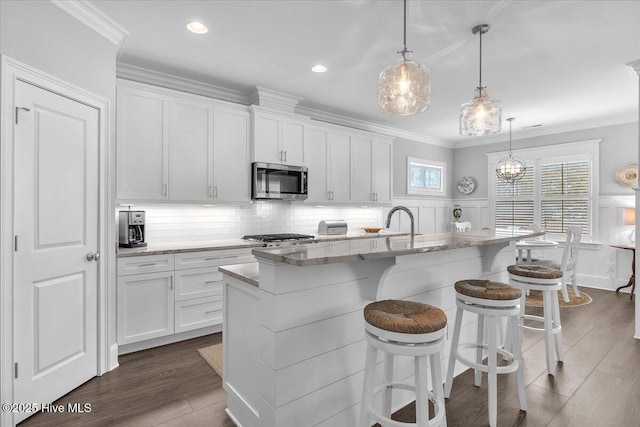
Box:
[521,314,561,334]
[367,382,445,427]
[456,343,520,375]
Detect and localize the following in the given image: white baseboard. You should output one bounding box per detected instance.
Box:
[225,408,242,427]
[576,274,613,289]
[109,343,119,371]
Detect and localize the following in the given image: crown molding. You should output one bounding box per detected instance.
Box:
[451,114,637,149]
[51,0,128,49]
[116,63,249,105]
[627,59,640,76]
[247,86,302,114]
[295,105,452,148]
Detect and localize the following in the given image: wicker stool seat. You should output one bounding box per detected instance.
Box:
[364,300,447,334]
[531,259,561,270]
[507,264,563,280]
[359,300,447,427]
[445,279,526,427]
[454,279,521,301]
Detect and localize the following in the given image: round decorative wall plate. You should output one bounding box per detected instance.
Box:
[457,176,476,194]
[615,163,638,187]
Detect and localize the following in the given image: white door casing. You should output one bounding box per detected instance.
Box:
[11,76,100,423]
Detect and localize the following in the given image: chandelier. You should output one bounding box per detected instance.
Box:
[378,0,430,116]
[460,24,502,136]
[496,118,526,183]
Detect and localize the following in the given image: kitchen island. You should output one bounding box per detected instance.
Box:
[221,230,543,427]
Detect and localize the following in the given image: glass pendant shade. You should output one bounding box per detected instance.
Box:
[460,87,502,136]
[379,59,430,116]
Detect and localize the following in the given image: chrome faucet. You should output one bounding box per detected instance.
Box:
[386,206,415,238]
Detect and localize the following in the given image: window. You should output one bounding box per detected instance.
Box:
[407,157,446,196]
[488,140,600,240]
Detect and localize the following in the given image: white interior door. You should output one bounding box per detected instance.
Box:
[13,80,99,423]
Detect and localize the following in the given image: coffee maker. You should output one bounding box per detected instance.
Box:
[119,211,147,248]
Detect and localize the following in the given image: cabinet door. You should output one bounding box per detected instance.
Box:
[175,296,223,333]
[169,98,214,201]
[253,111,281,163]
[213,107,250,201]
[282,119,305,164]
[351,136,373,203]
[116,85,169,200]
[304,126,328,202]
[327,132,351,202]
[372,139,392,204]
[117,271,174,345]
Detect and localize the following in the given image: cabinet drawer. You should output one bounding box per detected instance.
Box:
[117,254,174,276]
[175,296,223,333]
[174,267,223,301]
[174,249,254,270]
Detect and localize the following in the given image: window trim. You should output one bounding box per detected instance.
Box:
[487,139,601,242]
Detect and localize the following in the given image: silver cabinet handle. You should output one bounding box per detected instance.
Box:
[137,262,156,267]
[279,150,283,161]
[214,186,218,198]
[284,150,287,162]
[205,281,219,284]
[331,190,334,200]
[162,183,168,195]
[205,255,238,261]
[169,276,173,291]
[205,310,218,314]
[208,185,213,197]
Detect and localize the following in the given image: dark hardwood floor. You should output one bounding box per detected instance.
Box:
[18,287,639,427]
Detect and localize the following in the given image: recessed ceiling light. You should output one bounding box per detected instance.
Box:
[311,64,328,73]
[187,21,208,34]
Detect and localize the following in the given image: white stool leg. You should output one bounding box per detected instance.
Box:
[475,314,485,387]
[445,307,463,398]
[415,355,430,427]
[487,316,498,427]
[382,353,394,418]
[552,291,564,362]
[561,277,570,303]
[430,352,446,427]
[358,342,377,427]
[511,313,527,411]
[542,290,556,376]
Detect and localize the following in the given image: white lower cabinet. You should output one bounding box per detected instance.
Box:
[117,249,254,348]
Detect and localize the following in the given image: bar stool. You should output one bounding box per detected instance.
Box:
[507,264,564,376]
[444,280,526,427]
[359,300,447,427]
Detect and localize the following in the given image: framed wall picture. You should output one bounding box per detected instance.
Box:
[407,157,446,196]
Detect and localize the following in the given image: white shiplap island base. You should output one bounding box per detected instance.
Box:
[221,230,543,427]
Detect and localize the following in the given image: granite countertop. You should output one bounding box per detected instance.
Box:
[253,229,545,267]
[115,231,408,258]
[116,239,264,257]
[219,262,259,287]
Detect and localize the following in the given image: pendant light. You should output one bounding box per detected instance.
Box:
[378,0,430,116]
[460,24,502,136]
[495,118,526,183]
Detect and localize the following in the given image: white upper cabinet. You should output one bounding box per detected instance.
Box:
[169,98,214,201]
[252,107,306,165]
[116,81,251,203]
[213,107,251,202]
[303,126,328,203]
[117,85,169,200]
[351,135,373,203]
[327,131,351,202]
[372,139,392,204]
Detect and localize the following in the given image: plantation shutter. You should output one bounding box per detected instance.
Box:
[540,161,590,234]
[495,165,534,229]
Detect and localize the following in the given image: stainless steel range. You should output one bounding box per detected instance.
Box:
[242,233,317,247]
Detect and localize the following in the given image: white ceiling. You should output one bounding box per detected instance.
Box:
[92,0,640,146]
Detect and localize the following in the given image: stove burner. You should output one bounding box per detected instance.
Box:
[242,233,316,243]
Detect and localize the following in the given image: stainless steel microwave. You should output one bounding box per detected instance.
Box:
[252,162,308,200]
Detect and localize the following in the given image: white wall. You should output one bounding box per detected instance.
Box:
[117,203,384,243]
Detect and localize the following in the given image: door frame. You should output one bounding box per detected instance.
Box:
[0,56,114,426]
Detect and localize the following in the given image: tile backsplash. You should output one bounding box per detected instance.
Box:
[116,202,384,243]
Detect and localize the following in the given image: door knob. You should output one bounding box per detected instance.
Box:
[86,252,100,262]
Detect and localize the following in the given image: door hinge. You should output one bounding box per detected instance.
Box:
[14,362,18,379]
[14,235,18,252]
[15,106,31,125]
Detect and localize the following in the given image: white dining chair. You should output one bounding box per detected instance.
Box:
[534,226,582,302]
